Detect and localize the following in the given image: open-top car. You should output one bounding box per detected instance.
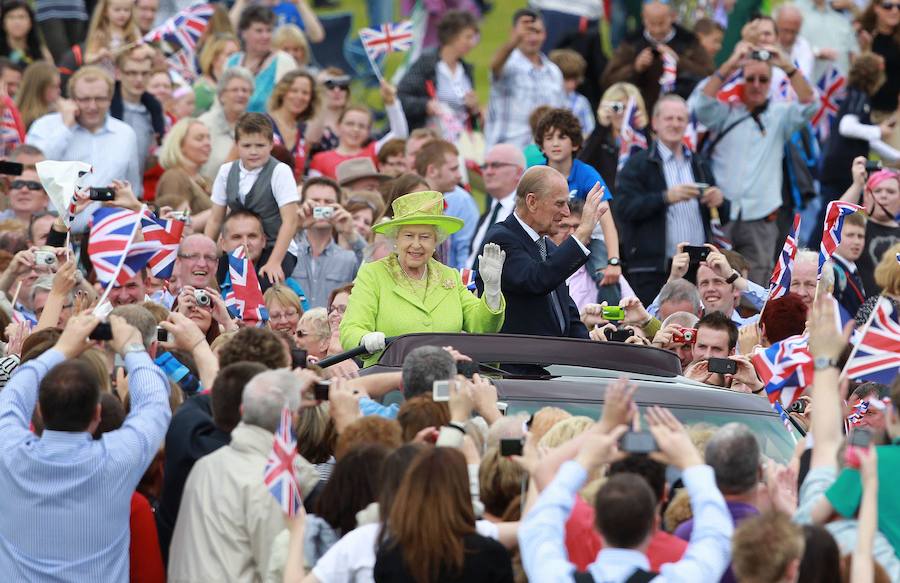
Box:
[337,333,799,463]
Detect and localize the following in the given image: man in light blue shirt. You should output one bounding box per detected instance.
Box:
[519,406,733,583]
[26,65,142,231]
[0,313,171,582]
[694,41,816,284]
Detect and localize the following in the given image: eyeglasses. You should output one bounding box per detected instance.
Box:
[10,180,43,191]
[323,77,351,90]
[745,75,770,84]
[480,161,519,170]
[881,2,900,9]
[269,309,299,321]
[178,253,218,263]
[329,304,347,315]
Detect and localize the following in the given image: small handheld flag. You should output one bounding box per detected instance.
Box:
[844,298,900,384]
[751,334,814,407]
[143,3,214,82]
[811,65,846,143]
[767,214,801,302]
[141,212,185,279]
[223,245,268,324]
[659,50,677,93]
[818,201,862,279]
[263,406,303,517]
[617,96,648,170]
[359,20,414,84]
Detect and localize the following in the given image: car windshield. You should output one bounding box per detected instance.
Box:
[505,400,798,463]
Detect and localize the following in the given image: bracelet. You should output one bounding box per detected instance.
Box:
[190,337,206,351]
[725,270,740,284]
[786,67,798,78]
[752,386,765,395]
[446,422,467,435]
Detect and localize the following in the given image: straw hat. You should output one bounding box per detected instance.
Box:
[372,190,463,237]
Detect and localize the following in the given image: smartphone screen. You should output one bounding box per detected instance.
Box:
[707,357,737,375]
[432,380,451,402]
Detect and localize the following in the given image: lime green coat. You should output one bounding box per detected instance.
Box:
[340,255,506,367]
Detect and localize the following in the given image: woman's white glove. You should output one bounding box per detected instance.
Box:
[360,331,386,353]
[478,243,506,311]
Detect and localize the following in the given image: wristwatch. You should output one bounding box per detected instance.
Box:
[608,257,621,267]
[725,270,740,284]
[122,342,146,355]
[813,356,838,371]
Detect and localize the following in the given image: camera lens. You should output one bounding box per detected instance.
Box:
[194,290,210,307]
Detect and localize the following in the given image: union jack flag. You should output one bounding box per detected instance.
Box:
[223,245,268,323]
[459,268,477,292]
[659,50,677,93]
[141,212,185,279]
[811,65,846,142]
[716,70,745,104]
[845,298,900,384]
[143,3,214,82]
[0,96,24,157]
[768,214,801,301]
[11,307,36,326]
[263,406,303,517]
[682,111,706,152]
[617,96,648,170]
[818,200,862,279]
[89,207,159,286]
[774,76,792,103]
[359,20,414,58]
[751,333,814,406]
[709,211,731,250]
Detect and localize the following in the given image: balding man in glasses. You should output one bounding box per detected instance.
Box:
[466,144,525,269]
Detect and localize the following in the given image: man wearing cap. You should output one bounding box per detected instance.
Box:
[476,166,606,338]
[335,157,390,192]
[340,190,507,367]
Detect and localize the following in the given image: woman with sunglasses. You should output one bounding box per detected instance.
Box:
[0,166,49,223]
[309,68,353,153]
[858,0,900,153]
[577,82,648,190]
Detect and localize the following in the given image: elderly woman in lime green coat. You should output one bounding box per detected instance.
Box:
[340,190,507,367]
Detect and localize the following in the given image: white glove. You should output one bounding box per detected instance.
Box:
[478,243,506,311]
[360,331,386,353]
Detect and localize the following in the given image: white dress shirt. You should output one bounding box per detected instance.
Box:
[466,190,516,268]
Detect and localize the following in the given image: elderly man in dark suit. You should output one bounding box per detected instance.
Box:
[476,166,606,338]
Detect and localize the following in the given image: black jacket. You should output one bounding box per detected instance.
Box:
[614,141,728,275]
[110,81,166,145]
[475,213,589,339]
[397,48,476,130]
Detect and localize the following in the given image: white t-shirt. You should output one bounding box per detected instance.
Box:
[210,159,299,208]
[311,521,500,583]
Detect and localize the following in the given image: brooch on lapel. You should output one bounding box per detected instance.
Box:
[442,279,454,289]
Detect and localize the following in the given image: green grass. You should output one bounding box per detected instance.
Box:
[317,0,528,104]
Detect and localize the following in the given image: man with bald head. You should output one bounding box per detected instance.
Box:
[475,166,605,338]
[775,5,814,78]
[175,234,219,292]
[466,144,526,268]
[601,0,712,113]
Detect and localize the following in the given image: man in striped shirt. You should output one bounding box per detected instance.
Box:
[614,95,727,304]
[0,313,171,581]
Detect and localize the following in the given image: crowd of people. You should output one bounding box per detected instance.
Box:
[0,0,900,581]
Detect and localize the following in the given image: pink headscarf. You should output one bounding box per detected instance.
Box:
[866,168,900,191]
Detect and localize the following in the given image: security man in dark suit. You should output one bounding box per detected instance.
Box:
[476,166,607,338]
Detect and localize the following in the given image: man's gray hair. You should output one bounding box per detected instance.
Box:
[217,66,255,97]
[401,345,456,399]
[241,369,301,432]
[651,93,688,118]
[658,279,703,314]
[110,305,157,350]
[661,311,700,329]
[705,423,761,495]
[515,166,561,208]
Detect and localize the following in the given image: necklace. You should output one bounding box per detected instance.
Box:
[400,263,427,281]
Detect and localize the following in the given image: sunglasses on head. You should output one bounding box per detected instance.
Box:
[323,76,351,90]
[10,180,43,191]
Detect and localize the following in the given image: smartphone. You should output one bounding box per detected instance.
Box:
[500,438,524,457]
[601,305,625,321]
[456,360,479,379]
[605,327,635,342]
[291,348,308,369]
[694,182,709,195]
[496,401,509,416]
[620,431,659,454]
[432,379,452,402]
[313,381,331,401]
[865,161,883,173]
[684,245,710,263]
[89,322,113,341]
[707,357,737,375]
[89,187,116,201]
[156,327,169,342]
[844,428,872,468]
[0,161,24,176]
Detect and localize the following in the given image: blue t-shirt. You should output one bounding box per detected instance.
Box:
[272,2,307,29]
[567,159,612,201]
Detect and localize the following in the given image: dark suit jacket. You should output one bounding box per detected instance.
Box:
[476,213,589,339]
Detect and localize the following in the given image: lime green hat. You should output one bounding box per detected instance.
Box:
[372,190,464,237]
